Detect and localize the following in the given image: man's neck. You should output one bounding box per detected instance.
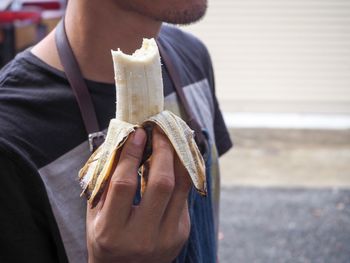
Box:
[31,0,162,83]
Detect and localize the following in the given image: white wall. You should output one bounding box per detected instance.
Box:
[183,0,350,114]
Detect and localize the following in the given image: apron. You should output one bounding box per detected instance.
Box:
[55,18,216,263]
[175,129,216,263]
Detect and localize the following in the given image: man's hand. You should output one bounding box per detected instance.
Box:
[87,128,191,263]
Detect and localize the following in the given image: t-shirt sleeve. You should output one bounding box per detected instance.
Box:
[205,52,233,156]
[0,151,67,263]
[212,94,233,156]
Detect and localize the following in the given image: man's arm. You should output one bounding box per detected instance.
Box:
[0,153,67,263]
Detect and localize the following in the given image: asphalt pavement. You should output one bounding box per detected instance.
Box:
[219,187,350,263]
[218,129,350,263]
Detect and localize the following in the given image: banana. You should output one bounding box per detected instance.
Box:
[79,38,206,207]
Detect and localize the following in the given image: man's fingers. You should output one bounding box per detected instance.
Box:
[162,156,191,226]
[139,128,175,226]
[102,128,147,224]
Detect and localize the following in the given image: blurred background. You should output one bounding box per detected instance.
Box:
[182,1,350,262]
[0,0,65,66]
[1,0,350,262]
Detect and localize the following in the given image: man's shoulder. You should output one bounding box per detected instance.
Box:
[159,24,210,60]
[159,24,213,85]
[0,50,63,132]
[1,49,39,83]
[0,50,78,167]
[0,51,28,86]
[160,24,205,45]
[0,49,65,88]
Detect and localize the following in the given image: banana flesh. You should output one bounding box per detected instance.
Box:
[79,38,206,207]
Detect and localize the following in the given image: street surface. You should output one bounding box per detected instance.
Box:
[218,129,350,263]
[219,187,350,263]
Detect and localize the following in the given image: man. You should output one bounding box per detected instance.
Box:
[0,0,232,262]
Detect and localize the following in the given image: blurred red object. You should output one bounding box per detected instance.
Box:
[0,11,41,24]
[0,1,64,67]
[22,0,62,10]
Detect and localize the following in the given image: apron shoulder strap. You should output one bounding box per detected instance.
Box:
[55,19,104,152]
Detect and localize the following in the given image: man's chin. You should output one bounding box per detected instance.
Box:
[159,3,207,25]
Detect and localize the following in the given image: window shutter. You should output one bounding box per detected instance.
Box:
[183,0,350,114]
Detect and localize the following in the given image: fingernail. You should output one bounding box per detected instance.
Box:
[133,129,145,146]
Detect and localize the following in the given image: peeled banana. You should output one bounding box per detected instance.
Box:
[79,38,206,207]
